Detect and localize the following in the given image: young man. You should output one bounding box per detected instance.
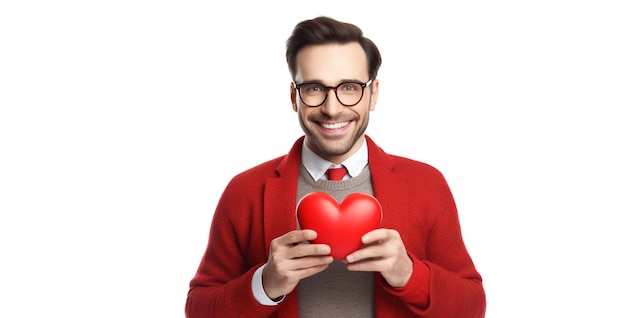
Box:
[186,16,486,317]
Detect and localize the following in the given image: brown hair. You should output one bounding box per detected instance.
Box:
[285,16,382,81]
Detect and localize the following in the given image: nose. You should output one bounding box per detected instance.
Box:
[319,89,344,117]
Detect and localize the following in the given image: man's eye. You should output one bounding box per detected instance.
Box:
[339,83,359,92]
[304,84,323,93]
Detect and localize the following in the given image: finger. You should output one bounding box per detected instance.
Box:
[361,228,393,245]
[271,249,333,277]
[345,244,387,264]
[291,255,334,271]
[290,242,331,259]
[297,261,333,277]
[345,257,384,272]
[278,229,318,246]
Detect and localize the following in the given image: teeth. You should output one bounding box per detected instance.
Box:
[321,121,349,129]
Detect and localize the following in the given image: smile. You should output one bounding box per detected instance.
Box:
[320,121,350,130]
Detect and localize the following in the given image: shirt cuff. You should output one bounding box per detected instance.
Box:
[252,264,284,306]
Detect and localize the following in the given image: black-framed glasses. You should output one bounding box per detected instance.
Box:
[294,79,373,107]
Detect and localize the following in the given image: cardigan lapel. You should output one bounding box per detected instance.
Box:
[365,135,412,229]
[263,136,305,252]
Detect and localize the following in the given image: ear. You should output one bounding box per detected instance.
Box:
[290,83,298,112]
[368,79,379,111]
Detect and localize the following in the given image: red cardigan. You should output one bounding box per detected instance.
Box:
[186,136,486,317]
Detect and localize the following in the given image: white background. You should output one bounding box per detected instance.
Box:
[1,1,625,317]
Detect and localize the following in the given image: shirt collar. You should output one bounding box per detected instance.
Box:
[301,139,369,181]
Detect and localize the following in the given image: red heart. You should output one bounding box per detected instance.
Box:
[297,192,383,259]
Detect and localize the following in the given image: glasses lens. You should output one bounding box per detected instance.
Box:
[336,82,364,106]
[299,83,326,106]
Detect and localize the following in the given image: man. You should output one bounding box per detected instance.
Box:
[186,16,486,317]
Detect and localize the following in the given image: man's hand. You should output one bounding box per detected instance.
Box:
[262,229,333,299]
[344,228,413,288]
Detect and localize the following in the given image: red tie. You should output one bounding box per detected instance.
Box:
[326,166,348,181]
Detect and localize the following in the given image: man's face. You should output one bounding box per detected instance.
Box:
[291,42,378,164]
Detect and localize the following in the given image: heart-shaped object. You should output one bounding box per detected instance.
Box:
[296,192,383,259]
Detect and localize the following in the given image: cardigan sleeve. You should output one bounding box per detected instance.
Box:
[420,171,486,317]
[401,168,486,317]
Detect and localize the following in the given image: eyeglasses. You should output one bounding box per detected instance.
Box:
[294,79,373,107]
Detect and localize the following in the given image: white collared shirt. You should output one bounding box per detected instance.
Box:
[301,139,369,181]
